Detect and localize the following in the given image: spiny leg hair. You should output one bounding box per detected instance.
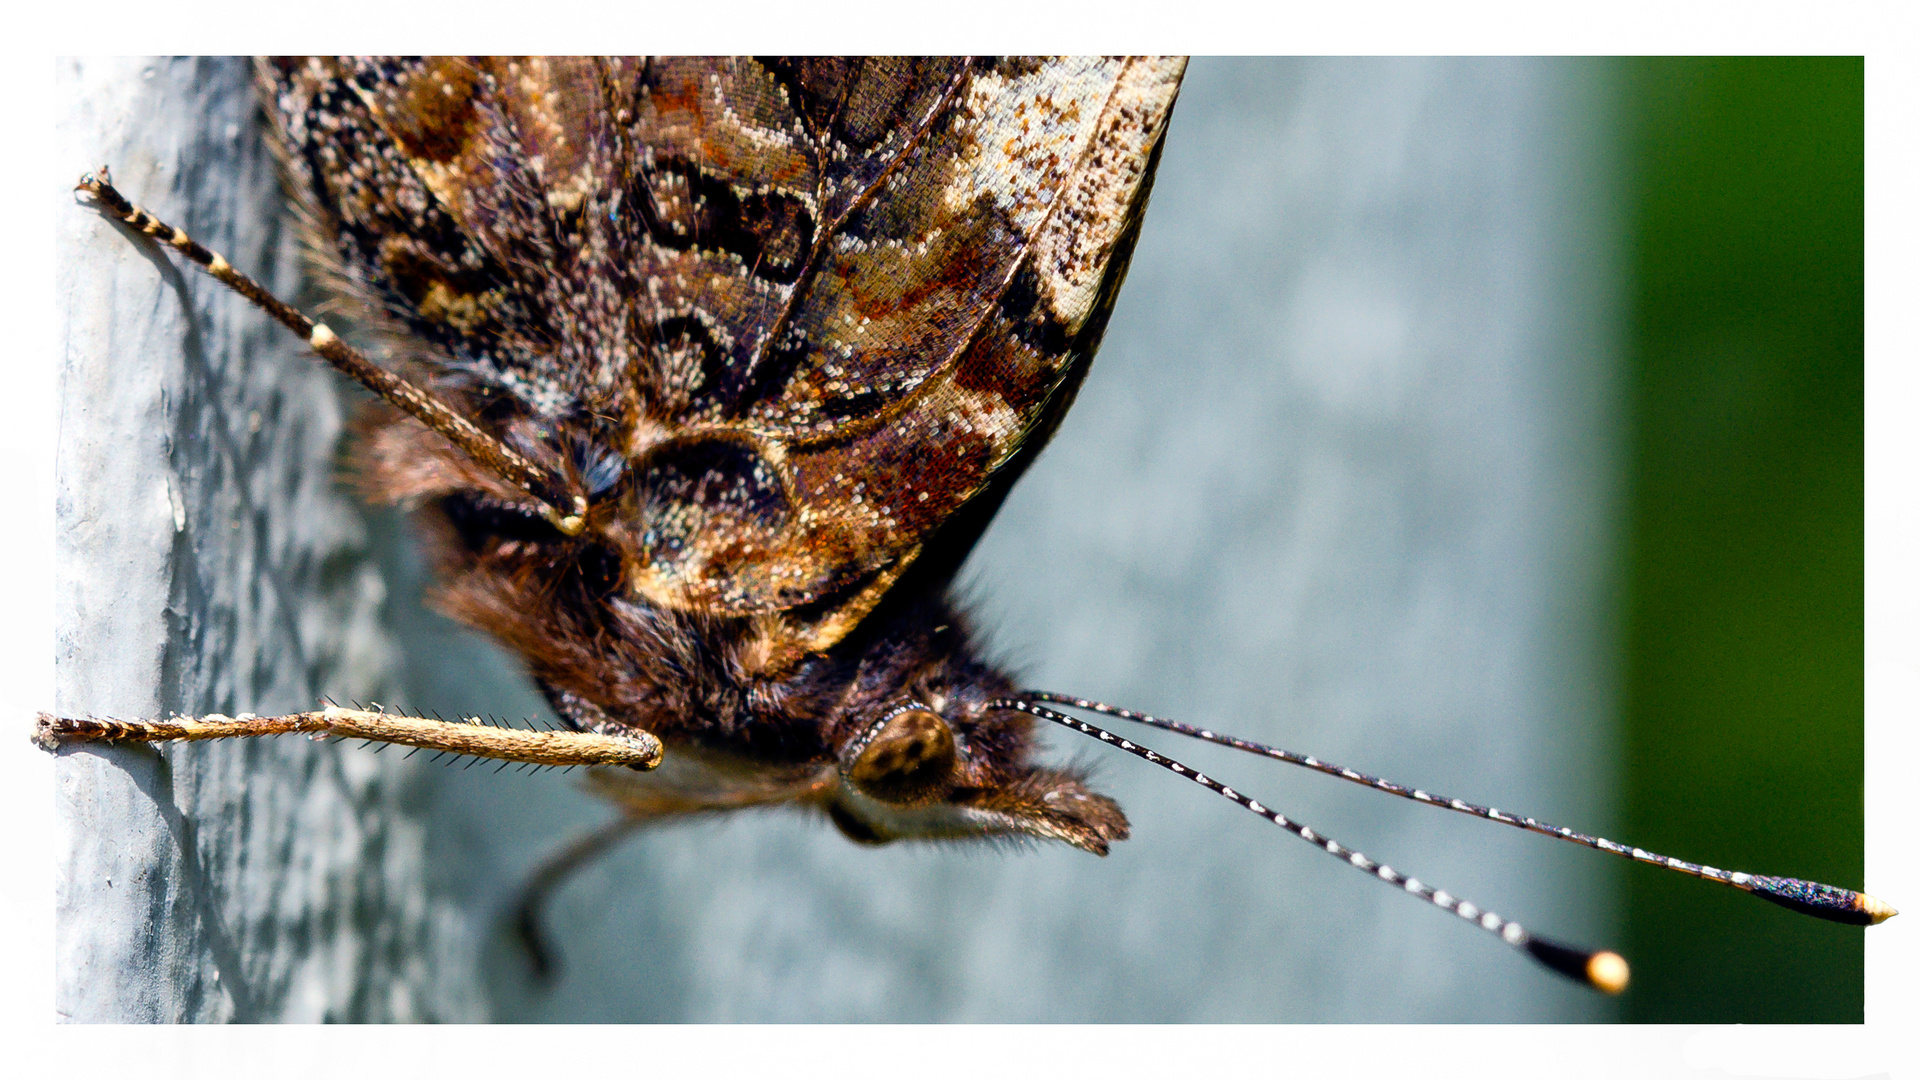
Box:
[35,707,661,770]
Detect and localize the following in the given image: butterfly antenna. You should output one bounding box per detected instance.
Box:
[990,697,1629,993]
[1024,692,1895,929]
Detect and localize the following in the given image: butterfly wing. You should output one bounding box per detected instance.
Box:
[267,56,1185,652]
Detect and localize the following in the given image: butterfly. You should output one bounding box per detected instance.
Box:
[46,56,1886,1017]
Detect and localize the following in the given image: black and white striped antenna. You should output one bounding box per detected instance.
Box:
[990,693,1895,994]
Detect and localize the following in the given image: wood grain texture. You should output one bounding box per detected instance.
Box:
[53,56,484,1022]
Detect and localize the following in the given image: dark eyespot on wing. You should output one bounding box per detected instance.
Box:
[628,435,797,608]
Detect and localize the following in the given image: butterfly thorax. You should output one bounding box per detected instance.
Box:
[377,467,1124,852]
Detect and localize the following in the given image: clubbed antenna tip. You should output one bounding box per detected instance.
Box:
[1864,895,1900,924]
[1524,938,1629,994]
[1744,875,1898,926]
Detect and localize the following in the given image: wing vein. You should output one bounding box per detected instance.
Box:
[736,57,982,392]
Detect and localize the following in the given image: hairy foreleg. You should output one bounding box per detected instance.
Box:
[35,707,661,770]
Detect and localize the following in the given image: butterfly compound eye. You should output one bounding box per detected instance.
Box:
[844,707,958,806]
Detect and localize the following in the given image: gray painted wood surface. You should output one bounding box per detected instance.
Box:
[52,56,1622,1022]
[53,56,482,1023]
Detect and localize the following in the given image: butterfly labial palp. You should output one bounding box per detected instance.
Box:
[48,56,1889,1014]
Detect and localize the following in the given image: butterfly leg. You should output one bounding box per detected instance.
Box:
[510,762,837,980]
[72,166,587,534]
[511,812,651,981]
[33,707,661,769]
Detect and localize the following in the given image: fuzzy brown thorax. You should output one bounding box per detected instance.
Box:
[405,478,1128,852]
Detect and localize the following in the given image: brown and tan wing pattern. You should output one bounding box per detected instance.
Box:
[268,56,1185,648]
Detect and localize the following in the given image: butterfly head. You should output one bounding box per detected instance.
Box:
[819,612,1129,855]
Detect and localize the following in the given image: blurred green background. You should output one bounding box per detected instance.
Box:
[1619,57,1864,1023]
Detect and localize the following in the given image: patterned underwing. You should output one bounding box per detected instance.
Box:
[46,56,1887,1017]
